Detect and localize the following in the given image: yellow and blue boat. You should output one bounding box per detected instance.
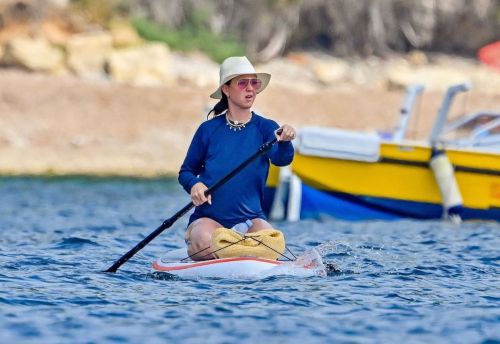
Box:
[265,84,500,222]
[266,141,500,221]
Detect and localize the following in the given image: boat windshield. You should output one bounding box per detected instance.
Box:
[440,111,500,149]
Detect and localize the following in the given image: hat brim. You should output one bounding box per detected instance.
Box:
[210,73,271,99]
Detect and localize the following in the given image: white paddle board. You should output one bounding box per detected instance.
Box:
[152,250,326,278]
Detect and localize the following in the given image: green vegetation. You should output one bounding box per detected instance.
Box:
[69,0,245,62]
[132,14,245,63]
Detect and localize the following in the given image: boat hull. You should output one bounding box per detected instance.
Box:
[266,142,500,221]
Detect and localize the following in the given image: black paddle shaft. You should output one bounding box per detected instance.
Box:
[105,131,282,273]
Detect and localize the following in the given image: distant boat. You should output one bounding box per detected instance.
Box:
[265,83,500,222]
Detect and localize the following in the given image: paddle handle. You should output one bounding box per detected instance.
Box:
[105,130,282,273]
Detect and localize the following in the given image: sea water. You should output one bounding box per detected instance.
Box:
[0,177,498,343]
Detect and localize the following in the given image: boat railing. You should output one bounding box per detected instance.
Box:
[391,84,425,141]
[429,82,472,146]
[439,110,500,150]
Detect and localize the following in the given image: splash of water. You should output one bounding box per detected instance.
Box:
[314,241,352,257]
[262,248,328,278]
[312,241,350,275]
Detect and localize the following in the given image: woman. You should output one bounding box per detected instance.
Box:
[178,56,296,260]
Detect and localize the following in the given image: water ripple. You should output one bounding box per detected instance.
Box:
[0,177,499,343]
[54,237,101,249]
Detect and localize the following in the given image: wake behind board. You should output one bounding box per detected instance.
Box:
[152,251,327,278]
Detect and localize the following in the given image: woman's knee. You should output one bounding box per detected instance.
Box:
[189,225,214,247]
[186,218,221,260]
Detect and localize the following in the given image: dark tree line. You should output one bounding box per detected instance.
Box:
[134,0,500,60]
[1,0,498,61]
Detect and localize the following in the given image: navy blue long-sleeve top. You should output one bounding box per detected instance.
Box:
[178,112,294,228]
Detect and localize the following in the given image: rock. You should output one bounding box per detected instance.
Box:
[40,20,73,46]
[2,36,64,73]
[46,0,69,8]
[109,20,143,48]
[261,52,352,90]
[407,50,428,66]
[259,57,319,93]
[66,31,113,79]
[169,52,218,87]
[310,58,349,85]
[107,43,174,87]
[385,55,500,93]
[386,64,471,91]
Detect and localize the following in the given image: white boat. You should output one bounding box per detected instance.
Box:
[152,250,328,278]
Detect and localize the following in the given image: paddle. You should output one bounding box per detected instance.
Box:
[105,129,283,272]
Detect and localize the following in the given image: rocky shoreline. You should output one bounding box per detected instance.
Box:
[1,1,499,177]
[1,54,499,177]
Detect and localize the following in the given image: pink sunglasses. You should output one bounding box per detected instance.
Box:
[235,78,262,91]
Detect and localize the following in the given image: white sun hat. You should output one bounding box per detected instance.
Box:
[210,56,271,99]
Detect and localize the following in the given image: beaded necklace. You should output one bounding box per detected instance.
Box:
[225,112,252,131]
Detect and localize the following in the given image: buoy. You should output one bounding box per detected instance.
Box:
[429,148,463,222]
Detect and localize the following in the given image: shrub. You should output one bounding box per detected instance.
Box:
[132,14,245,63]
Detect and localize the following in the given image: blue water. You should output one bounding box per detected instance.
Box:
[1,177,499,343]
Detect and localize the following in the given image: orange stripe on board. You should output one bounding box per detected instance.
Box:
[152,257,282,272]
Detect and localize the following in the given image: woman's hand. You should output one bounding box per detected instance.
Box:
[190,182,212,206]
[276,124,296,142]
